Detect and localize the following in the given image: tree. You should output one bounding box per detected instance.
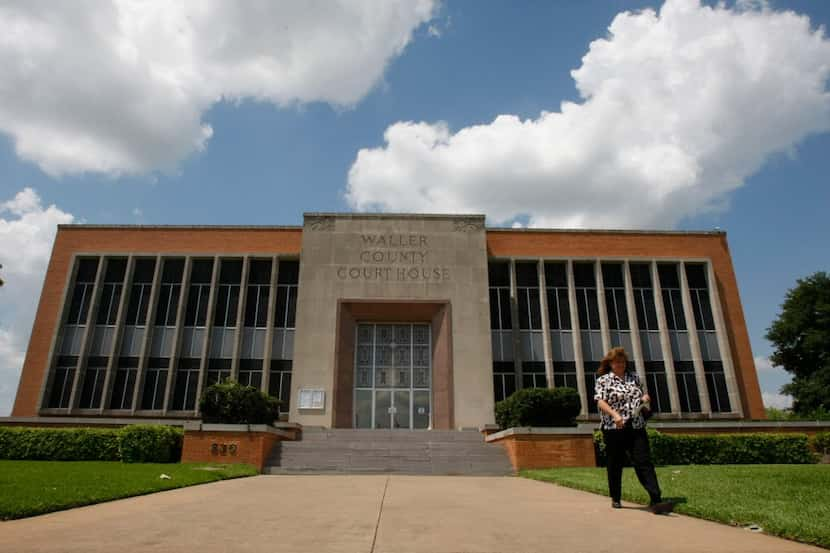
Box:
[765,271,830,416]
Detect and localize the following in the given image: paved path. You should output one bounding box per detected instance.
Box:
[0,475,823,553]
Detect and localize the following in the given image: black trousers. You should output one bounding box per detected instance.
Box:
[602,426,662,503]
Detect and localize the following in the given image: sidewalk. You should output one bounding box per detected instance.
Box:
[0,475,822,553]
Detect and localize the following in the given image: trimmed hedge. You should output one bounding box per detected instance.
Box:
[118,425,183,463]
[811,432,830,454]
[0,425,182,463]
[200,380,281,424]
[593,430,817,466]
[0,427,120,461]
[495,387,581,428]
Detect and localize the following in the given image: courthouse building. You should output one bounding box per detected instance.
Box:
[11,213,765,429]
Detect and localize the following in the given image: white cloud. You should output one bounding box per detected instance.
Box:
[754,355,776,373]
[762,392,793,410]
[132,208,143,218]
[0,188,74,415]
[346,0,830,228]
[0,0,437,176]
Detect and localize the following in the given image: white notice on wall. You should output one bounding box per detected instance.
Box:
[298,388,326,410]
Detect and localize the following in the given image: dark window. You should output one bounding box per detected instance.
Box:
[162,259,185,283]
[704,361,731,413]
[488,262,513,332]
[104,258,127,282]
[141,358,169,410]
[492,361,516,403]
[657,263,680,289]
[574,262,599,330]
[66,258,99,324]
[601,263,629,331]
[248,259,272,285]
[154,283,182,326]
[172,359,200,410]
[675,361,701,413]
[488,262,510,287]
[269,359,293,413]
[238,358,263,389]
[545,263,571,330]
[576,288,600,330]
[488,287,511,330]
[573,262,596,287]
[78,358,107,409]
[214,259,242,327]
[125,259,155,326]
[629,263,652,288]
[686,264,716,331]
[206,358,232,386]
[521,361,547,388]
[185,260,213,327]
[630,263,659,330]
[644,361,672,413]
[110,358,138,410]
[277,260,299,285]
[544,262,567,287]
[244,284,270,328]
[659,264,686,331]
[76,258,99,282]
[154,259,184,326]
[274,281,297,329]
[133,258,156,283]
[47,358,77,408]
[553,361,578,390]
[601,263,624,288]
[190,259,213,284]
[515,262,538,287]
[517,287,542,331]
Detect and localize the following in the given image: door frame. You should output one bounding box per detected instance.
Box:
[353,322,432,430]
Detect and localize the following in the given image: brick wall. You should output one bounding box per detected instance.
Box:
[12,226,302,416]
[494,434,597,469]
[487,229,764,419]
[181,430,281,472]
[12,225,764,420]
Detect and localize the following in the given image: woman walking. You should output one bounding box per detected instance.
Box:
[594,346,673,514]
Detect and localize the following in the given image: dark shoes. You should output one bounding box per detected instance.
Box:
[649,500,674,515]
[611,500,622,509]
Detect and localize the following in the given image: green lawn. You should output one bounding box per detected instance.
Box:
[522,465,830,549]
[0,461,257,520]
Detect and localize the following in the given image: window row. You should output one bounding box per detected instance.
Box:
[46,356,293,414]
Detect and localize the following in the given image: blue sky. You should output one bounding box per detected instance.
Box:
[1,0,829,414]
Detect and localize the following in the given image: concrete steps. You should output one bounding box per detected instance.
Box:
[264,428,514,475]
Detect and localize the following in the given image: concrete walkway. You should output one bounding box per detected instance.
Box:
[0,475,823,553]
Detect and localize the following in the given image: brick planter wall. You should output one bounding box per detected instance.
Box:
[181,424,295,472]
[486,428,597,470]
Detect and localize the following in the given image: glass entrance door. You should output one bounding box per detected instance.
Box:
[354,323,431,429]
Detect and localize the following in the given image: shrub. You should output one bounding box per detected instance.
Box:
[593,430,816,466]
[0,427,120,461]
[118,425,183,463]
[495,387,581,428]
[199,379,281,425]
[811,432,830,454]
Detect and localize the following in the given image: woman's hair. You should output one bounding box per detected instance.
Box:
[596,346,630,376]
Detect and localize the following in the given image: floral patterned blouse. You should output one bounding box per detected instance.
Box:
[594,370,646,430]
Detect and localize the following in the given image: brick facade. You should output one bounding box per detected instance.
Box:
[11,223,765,422]
[492,433,597,469]
[181,429,283,472]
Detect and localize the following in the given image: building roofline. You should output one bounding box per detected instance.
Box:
[303,212,486,220]
[57,224,303,230]
[486,227,726,236]
[56,222,726,236]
